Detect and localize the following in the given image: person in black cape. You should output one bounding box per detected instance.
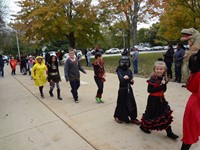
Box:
[114,56,140,125]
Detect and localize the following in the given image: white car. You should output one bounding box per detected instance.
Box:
[62,50,83,63]
[105,48,120,54]
[49,51,57,56]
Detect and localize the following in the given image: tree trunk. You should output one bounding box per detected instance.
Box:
[68,32,75,48]
[132,0,139,47]
[127,29,131,51]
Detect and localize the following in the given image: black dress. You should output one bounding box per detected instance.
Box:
[141,75,173,131]
[47,63,61,83]
[114,67,138,123]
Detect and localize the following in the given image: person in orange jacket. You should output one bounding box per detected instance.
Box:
[10,56,17,75]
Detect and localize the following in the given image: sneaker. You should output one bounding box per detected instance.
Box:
[99,98,104,103]
[130,119,140,125]
[75,99,79,103]
[140,125,151,134]
[95,97,101,103]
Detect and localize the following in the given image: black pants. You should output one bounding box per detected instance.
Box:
[39,86,44,96]
[94,76,104,98]
[11,70,16,75]
[69,80,80,100]
[166,62,172,79]
[181,142,191,150]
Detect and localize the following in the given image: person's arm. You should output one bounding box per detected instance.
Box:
[117,69,130,84]
[177,50,185,61]
[78,61,86,74]
[31,64,37,79]
[64,60,69,81]
[147,83,166,93]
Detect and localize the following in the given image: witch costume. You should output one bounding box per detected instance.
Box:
[114,56,140,124]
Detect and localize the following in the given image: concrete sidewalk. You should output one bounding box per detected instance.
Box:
[0,65,199,150]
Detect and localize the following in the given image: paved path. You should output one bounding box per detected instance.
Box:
[0,65,199,150]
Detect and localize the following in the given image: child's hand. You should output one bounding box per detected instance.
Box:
[123,75,129,80]
[130,79,134,85]
[161,80,166,84]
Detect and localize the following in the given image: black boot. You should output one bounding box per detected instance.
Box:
[140,125,151,134]
[166,126,179,139]
[39,86,44,99]
[57,89,62,100]
[49,89,54,97]
[181,142,191,150]
[178,77,181,83]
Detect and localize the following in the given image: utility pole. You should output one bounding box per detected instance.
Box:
[16,32,20,58]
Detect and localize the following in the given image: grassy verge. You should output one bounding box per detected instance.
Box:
[80,52,165,78]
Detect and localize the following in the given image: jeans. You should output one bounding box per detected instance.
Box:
[132,60,138,74]
[0,66,4,77]
[69,80,80,100]
[175,63,182,82]
[94,76,104,98]
[87,57,91,67]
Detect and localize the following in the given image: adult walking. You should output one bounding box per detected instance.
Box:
[84,49,88,66]
[174,43,185,83]
[131,47,139,75]
[0,55,4,77]
[86,49,92,67]
[164,44,174,79]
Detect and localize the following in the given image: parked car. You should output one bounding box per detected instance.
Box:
[152,46,164,51]
[105,48,120,54]
[62,50,83,63]
[3,55,9,64]
[91,49,104,55]
[49,51,57,56]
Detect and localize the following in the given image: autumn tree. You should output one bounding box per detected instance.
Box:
[12,0,101,49]
[147,0,200,42]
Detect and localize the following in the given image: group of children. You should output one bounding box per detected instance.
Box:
[113,50,200,150]
[8,48,200,150]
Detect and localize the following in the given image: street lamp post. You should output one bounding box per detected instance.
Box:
[15,32,20,58]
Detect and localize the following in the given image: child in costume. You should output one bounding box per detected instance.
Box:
[31,56,48,99]
[10,56,17,75]
[64,49,86,103]
[140,61,179,140]
[47,55,62,100]
[93,52,106,103]
[114,56,140,125]
[181,50,200,150]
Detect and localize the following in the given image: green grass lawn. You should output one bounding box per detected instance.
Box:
[80,52,165,78]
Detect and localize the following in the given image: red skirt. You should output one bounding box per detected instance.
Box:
[182,94,200,144]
